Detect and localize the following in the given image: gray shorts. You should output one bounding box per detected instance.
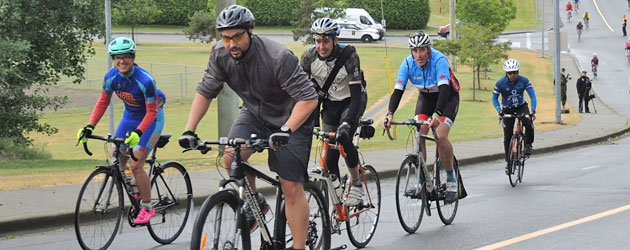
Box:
[228,108,313,183]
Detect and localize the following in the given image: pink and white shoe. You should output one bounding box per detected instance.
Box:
[133,207,155,225]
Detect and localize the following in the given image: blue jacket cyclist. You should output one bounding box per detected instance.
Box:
[77,37,166,225]
[492,59,536,169]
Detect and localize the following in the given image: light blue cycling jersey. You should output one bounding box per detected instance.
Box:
[492,75,537,112]
[395,48,450,93]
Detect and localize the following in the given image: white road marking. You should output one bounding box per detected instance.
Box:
[582,165,601,170]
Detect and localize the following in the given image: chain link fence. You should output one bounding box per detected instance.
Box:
[55,58,205,108]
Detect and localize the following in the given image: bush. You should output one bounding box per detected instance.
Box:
[345,0,430,30]
[0,137,51,161]
[244,0,301,26]
[184,10,218,43]
[153,0,209,25]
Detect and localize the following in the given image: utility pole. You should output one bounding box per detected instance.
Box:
[449,0,457,71]
[216,0,239,139]
[541,0,545,58]
[105,0,114,135]
[554,0,562,124]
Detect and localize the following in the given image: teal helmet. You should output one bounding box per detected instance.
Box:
[108,37,136,56]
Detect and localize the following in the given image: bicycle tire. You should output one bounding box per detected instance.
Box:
[435,157,459,225]
[508,135,520,187]
[75,168,123,250]
[395,155,424,234]
[519,155,526,183]
[148,161,193,244]
[190,190,250,250]
[278,181,331,250]
[345,164,381,248]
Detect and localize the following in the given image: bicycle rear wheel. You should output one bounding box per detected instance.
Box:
[75,168,123,250]
[345,164,381,248]
[395,155,424,234]
[190,190,250,250]
[148,161,193,244]
[508,136,520,187]
[279,181,331,250]
[435,157,459,225]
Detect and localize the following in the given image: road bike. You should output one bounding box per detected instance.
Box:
[584,18,589,29]
[567,10,572,22]
[501,114,531,187]
[74,134,193,250]
[386,118,462,234]
[310,117,381,248]
[577,28,583,41]
[592,63,598,78]
[189,135,331,250]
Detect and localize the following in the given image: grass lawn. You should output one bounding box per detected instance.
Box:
[1,38,579,190]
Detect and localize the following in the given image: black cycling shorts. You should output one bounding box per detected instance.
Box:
[415,91,459,127]
[228,108,313,183]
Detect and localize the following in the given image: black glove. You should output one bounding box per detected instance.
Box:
[498,111,504,119]
[336,122,351,144]
[179,130,199,149]
[530,111,536,120]
[270,126,291,148]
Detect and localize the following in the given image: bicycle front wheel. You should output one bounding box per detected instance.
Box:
[75,168,123,250]
[148,161,193,244]
[279,181,331,250]
[435,157,459,225]
[395,155,424,234]
[345,164,381,248]
[190,190,250,250]
[508,135,520,187]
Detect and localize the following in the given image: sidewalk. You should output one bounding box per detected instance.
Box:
[0,52,628,235]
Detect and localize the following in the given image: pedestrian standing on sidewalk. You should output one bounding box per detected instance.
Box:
[622,15,628,36]
[560,68,570,110]
[576,70,592,113]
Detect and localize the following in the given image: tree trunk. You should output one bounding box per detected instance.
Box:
[472,66,476,100]
[131,23,135,42]
[476,65,481,90]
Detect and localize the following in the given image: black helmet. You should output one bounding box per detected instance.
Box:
[216,5,255,31]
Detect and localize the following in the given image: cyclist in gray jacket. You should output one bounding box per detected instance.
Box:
[178,5,318,249]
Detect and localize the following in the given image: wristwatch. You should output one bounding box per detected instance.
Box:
[280,125,291,133]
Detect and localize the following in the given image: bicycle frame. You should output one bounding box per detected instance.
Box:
[204,138,286,249]
[310,130,375,223]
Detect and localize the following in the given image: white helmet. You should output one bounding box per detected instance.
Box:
[593,53,597,56]
[408,31,432,48]
[503,59,520,72]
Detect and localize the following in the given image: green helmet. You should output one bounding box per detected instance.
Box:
[108,37,136,56]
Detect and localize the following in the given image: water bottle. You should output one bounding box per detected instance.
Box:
[125,169,139,194]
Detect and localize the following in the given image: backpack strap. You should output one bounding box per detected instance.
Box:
[319,45,356,98]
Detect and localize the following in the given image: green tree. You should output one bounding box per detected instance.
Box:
[184,10,218,43]
[290,0,346,45]
[435,24,511,101]
[0,0,103,148]
[457,0,516,34]
[113,0,161,41]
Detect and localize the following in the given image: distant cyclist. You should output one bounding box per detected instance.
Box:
[626,39,630,54]
[577,21,584,40]
[77,37,166,225]
[583,11,590,28]
[591,53,599,77]
[492,59,537,173]
[574,0,580,10]
[299,18,368,206]
[382,31,459,202]
[566,2,573,20]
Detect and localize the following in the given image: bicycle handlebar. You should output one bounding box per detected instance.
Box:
[384,118,439,141]
[77,134,137,161]
[186,136,271,154]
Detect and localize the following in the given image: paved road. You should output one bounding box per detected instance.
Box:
[3,136,630,250]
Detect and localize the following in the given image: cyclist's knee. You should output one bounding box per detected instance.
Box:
[279,180,304,200]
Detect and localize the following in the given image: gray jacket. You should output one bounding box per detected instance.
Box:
[197,34,318,128]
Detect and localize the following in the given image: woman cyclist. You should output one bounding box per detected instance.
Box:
[583,11,590,28]
[77,37,166,225]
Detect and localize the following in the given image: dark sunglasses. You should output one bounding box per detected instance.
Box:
[506,71,518,75]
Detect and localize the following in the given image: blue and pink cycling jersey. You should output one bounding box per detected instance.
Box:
[88,65,166,152]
